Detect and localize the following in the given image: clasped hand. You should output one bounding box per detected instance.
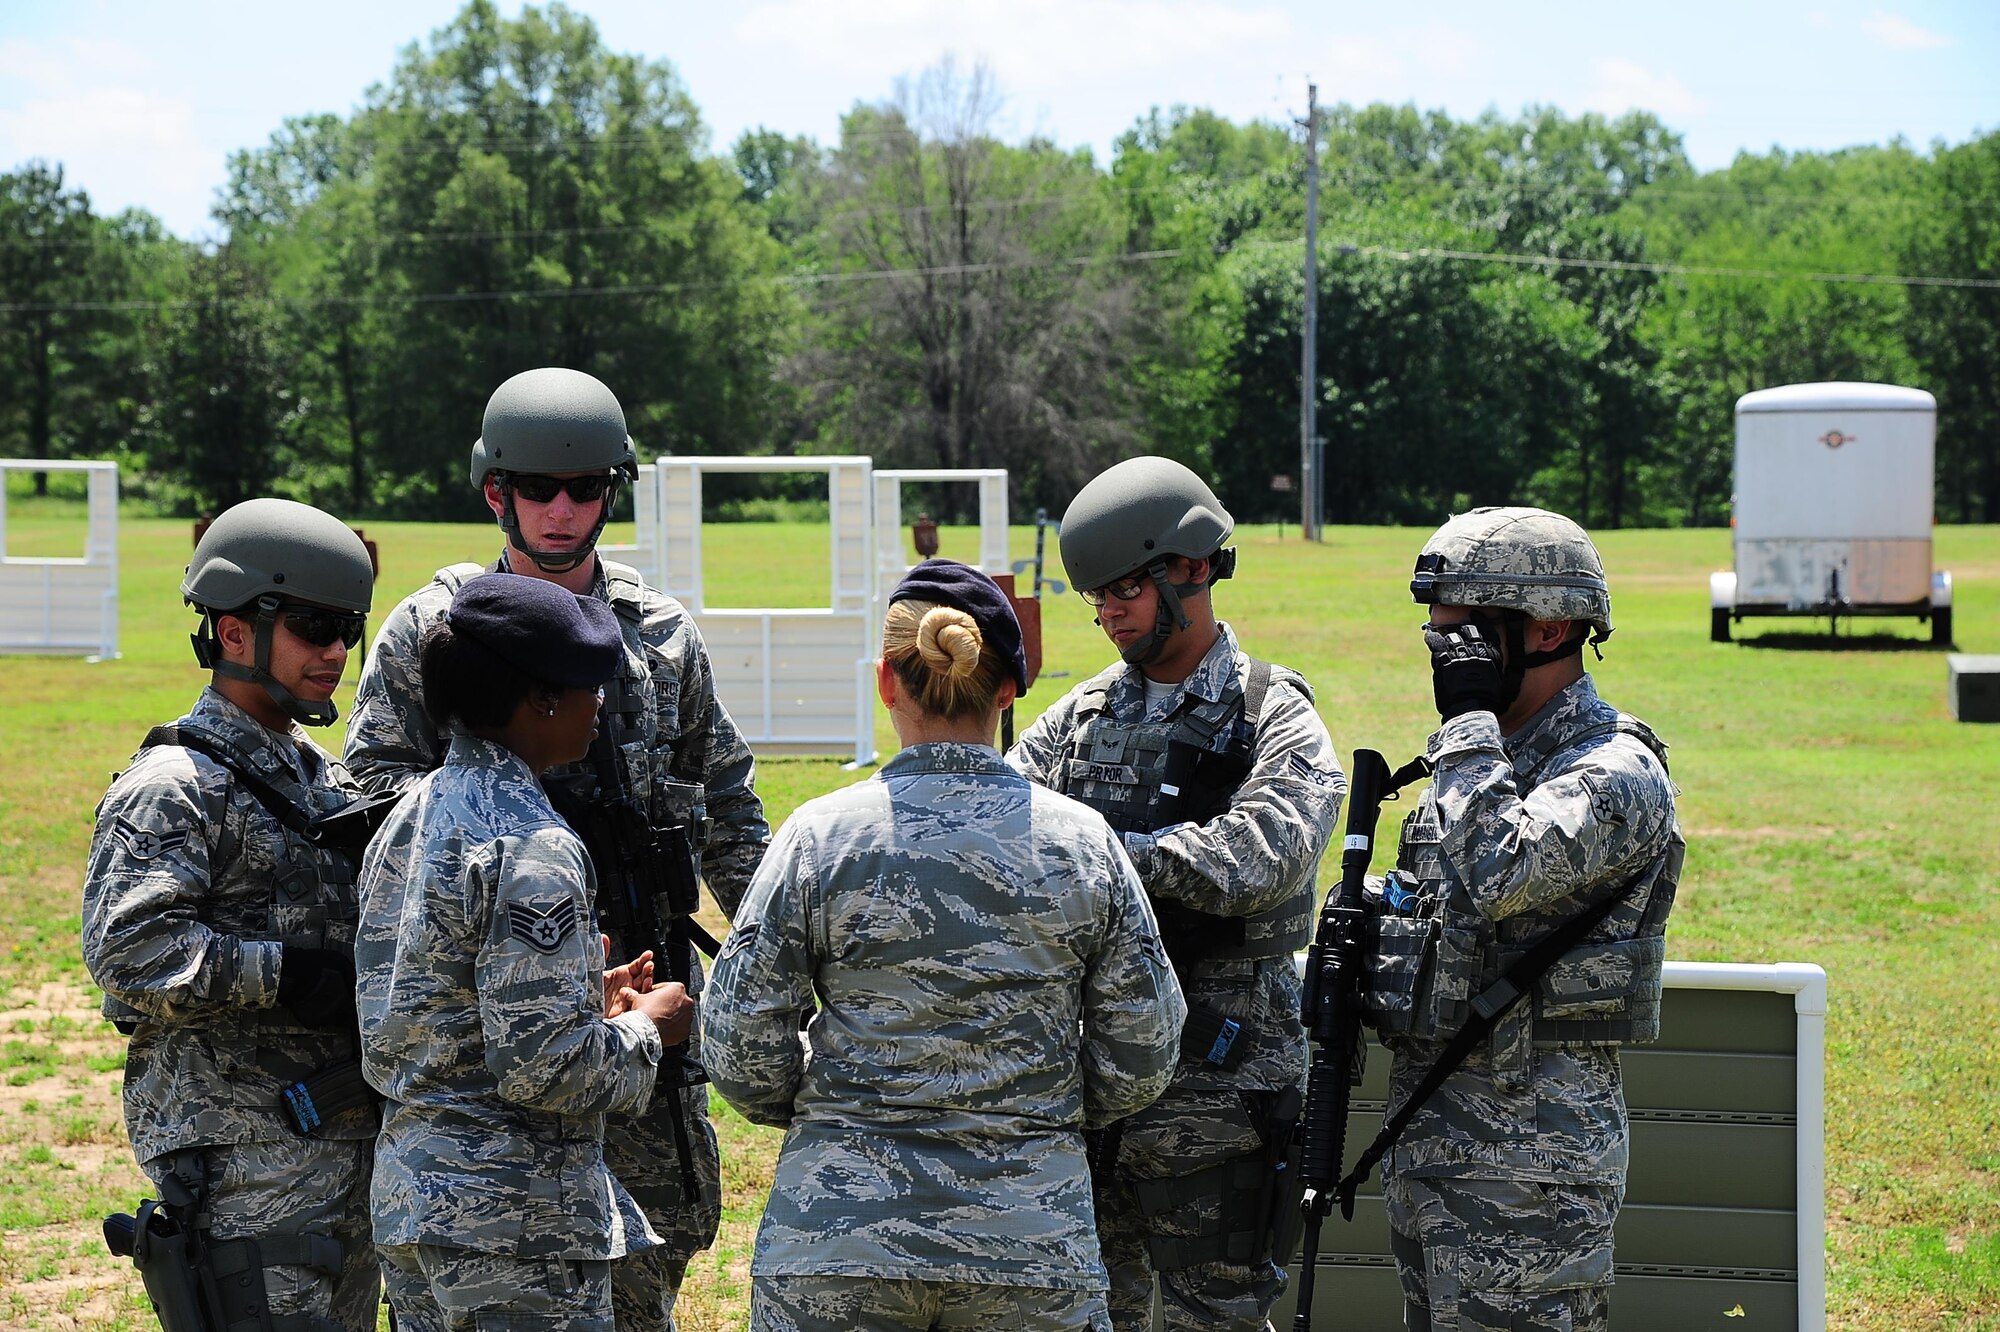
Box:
[602,936,695,1046]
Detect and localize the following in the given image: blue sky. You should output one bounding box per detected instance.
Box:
[2,0,1995,239]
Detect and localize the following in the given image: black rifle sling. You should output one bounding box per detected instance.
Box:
[145,725,318,841]
[142,724,395,857]
[1334,879,1628,1216]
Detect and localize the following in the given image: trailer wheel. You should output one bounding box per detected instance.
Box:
[1711,608,1731,643]
[1932,607,1953,647]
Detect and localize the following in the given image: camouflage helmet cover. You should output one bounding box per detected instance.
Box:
[468,366,638,489]
[1411,506,1612,641]
[1059,456,1235,592]
[183,498,374,614]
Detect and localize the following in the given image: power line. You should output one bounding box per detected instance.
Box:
[1341,242,2000,290]
[3,232,1994,315]
[7,136,1992,253]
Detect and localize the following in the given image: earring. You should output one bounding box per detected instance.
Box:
[545,705,558,717]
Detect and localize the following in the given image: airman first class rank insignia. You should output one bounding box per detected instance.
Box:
[506,898,580,954]
[114,817,189,862]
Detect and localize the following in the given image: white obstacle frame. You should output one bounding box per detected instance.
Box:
[597,462,662,588]
[0,459,119,660]
[654,457,878,764]
[871,469,1011,602]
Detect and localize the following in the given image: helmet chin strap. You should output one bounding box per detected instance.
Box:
[1472,610,1586,714]
[198,596,339,727]
[497,477,621,575]
[1115,561,1204,667]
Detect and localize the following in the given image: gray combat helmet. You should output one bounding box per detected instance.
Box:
[1411,506,1613,645]
[470,366,639,574]
[184,498,375,727]
[1060,456,1237,666]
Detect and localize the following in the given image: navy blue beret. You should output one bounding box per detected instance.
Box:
[888,559,1029,692]
[446,573,622,688]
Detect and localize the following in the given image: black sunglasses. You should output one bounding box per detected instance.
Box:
[281,605,366,649]
[507,473,616,504]
[1078,574,1149,608]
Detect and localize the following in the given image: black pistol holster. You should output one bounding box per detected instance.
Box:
[103,1156,344,1332]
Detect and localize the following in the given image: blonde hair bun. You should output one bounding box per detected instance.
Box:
[917,605,983,680]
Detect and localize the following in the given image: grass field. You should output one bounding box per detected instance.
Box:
[1,500,1996,1329]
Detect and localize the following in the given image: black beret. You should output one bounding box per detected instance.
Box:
[888,558,1029,692]
[446,573,623,688]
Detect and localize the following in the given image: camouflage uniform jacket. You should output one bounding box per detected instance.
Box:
[82,687,377,1163]
[1379,675,1678,1185]
[343,554,768,921]
[1008,624,1345,1092]
[356,733,664,1259]
[703,742,1186,1287]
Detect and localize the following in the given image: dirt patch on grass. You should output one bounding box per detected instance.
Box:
[0,981,104,1026]
[0,1218,136,1329]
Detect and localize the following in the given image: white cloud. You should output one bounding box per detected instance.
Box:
[0,37,217,235]
[1410,21,1478,81]
[1861,11,1950,49]
[1582,57,1705,120]
[732,0,1292,104]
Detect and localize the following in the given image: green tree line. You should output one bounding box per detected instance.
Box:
[2,0,1995,525]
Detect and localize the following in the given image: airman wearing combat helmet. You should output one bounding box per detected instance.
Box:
[1364,506,1680,1332]
[344,367,768,1332]
[1009,457,1346,1332]
[86,498,385,1331]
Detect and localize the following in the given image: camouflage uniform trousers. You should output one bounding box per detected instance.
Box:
[381,1243,614,1332]
[144,1136,377,1332]
[1094,1085,1294,1332]
[607,1077,721,1332]
[750,1276,1111,1332]
[1383,1174,1618,1332]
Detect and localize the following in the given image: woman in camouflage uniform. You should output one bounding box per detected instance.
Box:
[704,559,1188,1332]
[356,575,696,1332]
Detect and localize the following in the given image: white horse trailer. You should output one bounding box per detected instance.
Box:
[1710,382,1952,643]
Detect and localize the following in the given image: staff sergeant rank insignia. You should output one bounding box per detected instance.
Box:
[113,816,188,862]
[506,898,579,954]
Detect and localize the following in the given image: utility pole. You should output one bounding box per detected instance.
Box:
[1298,81,1321,541]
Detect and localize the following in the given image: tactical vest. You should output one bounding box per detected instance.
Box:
[99,720,367,1034]
[1364,715,1681,1047]
[1055,660,1310,963]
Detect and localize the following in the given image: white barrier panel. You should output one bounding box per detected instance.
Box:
[0,459,119,660]
[655,457,877,764]
[871,469,1011,603]
[597,462,662,588]
[1278,960,1829,1331]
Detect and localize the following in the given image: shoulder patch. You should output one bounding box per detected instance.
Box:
[114,816,189,862]
[718,921,760,961]
[1287,751,1339,788]
[505,898,580,954]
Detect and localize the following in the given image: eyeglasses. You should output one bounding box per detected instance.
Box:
[1079,575,1149,608]
[281,606,366,649]
[507,473,616,505]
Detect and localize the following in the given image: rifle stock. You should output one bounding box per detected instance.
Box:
[1292,748,1429,1332]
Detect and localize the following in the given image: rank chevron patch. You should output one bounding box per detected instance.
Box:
[505,898,579,955]
[114,816,190,862]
